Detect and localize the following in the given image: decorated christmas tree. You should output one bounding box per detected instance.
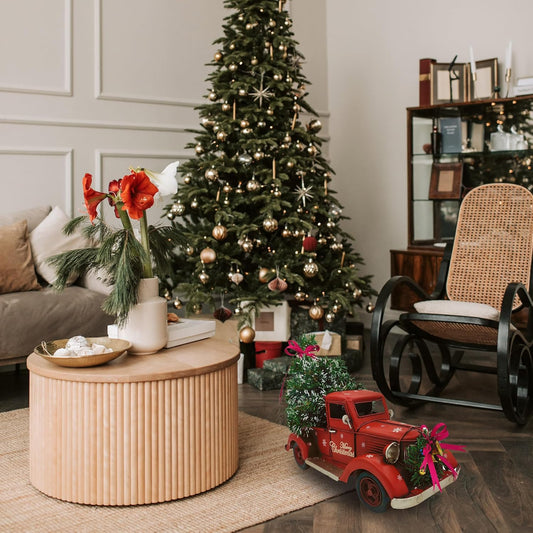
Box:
[164,0,373,337]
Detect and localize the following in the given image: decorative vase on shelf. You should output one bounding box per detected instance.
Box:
[116,277,168,355]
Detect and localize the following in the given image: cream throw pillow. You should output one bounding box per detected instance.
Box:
[30,206,88,285]
[0,219,41,294]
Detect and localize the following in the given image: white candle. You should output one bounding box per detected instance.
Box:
[505,41,513,71]
[469,45,476,75]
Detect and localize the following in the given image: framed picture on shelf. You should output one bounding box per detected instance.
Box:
[430,62,469,104]
[429,162,463,199]
[468,58,499,100]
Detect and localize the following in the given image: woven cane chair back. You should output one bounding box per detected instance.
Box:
[447,183,533,311]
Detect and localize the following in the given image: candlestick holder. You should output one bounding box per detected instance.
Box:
[505,68,512,98]
[471,71,478,100]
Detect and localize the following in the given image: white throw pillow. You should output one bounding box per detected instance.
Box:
[413,300,500,321]
[29,206,88,285]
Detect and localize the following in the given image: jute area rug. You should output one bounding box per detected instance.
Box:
[0,409,351,532]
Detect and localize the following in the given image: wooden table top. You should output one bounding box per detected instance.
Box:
[27,338,240,383]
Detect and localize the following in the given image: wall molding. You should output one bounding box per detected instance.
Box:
[0,0,72,97]
[0,114,190,133]
[0,147,73,215]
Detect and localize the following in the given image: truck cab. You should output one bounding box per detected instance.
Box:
[285,390,460,512]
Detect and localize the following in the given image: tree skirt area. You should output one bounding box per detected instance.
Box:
[0,409,351,532]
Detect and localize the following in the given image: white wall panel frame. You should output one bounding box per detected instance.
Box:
[0,0,72,97]
[0,147,73,215]
[94,0,201,108]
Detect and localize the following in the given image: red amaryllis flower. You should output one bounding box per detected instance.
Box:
[83,173,108,222]
[120,170,158,219]
[108,179,122,218]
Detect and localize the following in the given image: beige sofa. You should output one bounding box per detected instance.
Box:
[0,206,113,366]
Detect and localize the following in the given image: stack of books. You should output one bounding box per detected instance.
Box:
[513,76,533,97]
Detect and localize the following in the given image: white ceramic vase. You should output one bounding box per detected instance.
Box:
[117,277,168,355]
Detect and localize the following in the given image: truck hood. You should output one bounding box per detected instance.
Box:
[356,420,420,442]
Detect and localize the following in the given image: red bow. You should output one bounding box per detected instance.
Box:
[419,423,465,491]
[284,340,319,359]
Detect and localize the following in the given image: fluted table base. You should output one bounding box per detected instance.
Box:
[28,339,239,505]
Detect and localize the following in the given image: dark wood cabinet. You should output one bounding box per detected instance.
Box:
[390,249,443,310]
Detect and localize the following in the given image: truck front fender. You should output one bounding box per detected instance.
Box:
[285,433,310,460]
[340,455,409,499]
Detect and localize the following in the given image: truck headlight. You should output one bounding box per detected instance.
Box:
[384,442,400,464]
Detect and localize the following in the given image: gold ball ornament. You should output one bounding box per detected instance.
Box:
[184,174,192,184]
[282,227,291,238]
[325,311,336,323]
[190,198,199,209]
[307,119,322,133]
[173,297,183,309]
[295,289,307,302]
[258,267,271,283]
[303,259,319,278]
[263,217,278,232]
[185,245,194,256]
[240,119,250,129]
[214,51,223,62]
[251,57,258,66]
[221,102,231,112]
[208,91,218,101]
[199,271,210,284]
[366,302,375,313]
[200,247,216,264]
[212,224,228,241]
[205,168,219,181]
[239,326,255,343]
[246,178,260,192]
[241,238,253,253]
[228,63,238,72]
[195,144,204,154]
[192,303,202,314]
[216,130,228,142]
[238,88,247,96]
[309,304,324,320]
[353,287,362,301]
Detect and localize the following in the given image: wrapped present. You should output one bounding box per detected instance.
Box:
[314,331,342,356]
[247,368,284,391]
[263,355,293,374]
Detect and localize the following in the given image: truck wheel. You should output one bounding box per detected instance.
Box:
[355,472,390,513]
[292,444,309,470]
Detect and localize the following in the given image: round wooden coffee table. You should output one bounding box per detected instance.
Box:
[27,338,240,505]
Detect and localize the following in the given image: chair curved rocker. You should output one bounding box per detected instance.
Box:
[371,183,533,424]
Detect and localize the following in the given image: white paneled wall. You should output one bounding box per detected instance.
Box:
[0,0,329,222]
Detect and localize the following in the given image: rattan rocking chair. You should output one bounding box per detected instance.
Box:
[370,183,533,424]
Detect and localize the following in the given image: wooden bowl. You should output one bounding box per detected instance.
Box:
[34,337,131,368]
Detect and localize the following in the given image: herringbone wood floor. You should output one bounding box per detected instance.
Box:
[1,334,532,532]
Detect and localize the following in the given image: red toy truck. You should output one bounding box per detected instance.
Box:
[285,390,460,512]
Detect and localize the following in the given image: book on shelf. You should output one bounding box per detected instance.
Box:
[419,58,436,106]
[440,117,463,153]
